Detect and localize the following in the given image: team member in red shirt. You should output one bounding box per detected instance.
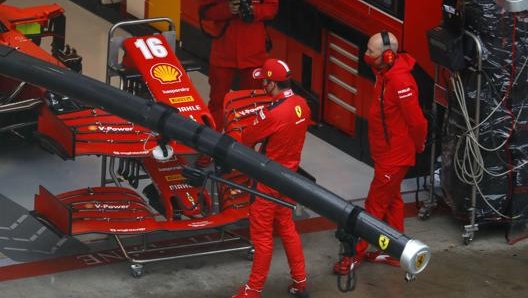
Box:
[230,59,310,298]
[199,0,278,131]
[334,31,428,274]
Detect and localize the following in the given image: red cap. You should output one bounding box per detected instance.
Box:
[252,59,292,82]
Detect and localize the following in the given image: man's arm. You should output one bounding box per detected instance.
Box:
[251,0,279,22]
[241,108,275,148]
[397,84,428,153]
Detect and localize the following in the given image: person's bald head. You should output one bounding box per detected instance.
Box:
[366,31,398,57]
[364,31,398,69]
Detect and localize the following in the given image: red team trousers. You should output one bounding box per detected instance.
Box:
[356,163,410,254]
[247,194,306,290]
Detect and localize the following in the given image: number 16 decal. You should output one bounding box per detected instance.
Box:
[134,37,168,59]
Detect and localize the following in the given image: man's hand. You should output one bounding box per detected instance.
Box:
[229,0,240,15]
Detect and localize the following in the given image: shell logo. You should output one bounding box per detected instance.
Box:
[150,63,182,83]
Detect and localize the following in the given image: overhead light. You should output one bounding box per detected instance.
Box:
[496,0,528,12]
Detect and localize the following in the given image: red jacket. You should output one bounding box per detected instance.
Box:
[199,0,278,68]
[368,53,428,166]
[242,89,311,171]
[241,89,311,200]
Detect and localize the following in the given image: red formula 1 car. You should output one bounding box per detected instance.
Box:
[0,2,82,138]
[33,18,277,277]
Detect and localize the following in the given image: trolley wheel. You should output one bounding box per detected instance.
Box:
[246,247,255,261]
[405,272,416,282]
[130,263,144,278]
[463,236,472,246]
[418,207,431,220]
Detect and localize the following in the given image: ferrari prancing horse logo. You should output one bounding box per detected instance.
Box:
[295,105,302,118]
[378,235,390,250]
[416,251,427,270]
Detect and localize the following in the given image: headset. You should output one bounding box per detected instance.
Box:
[379,31,396,144]
[380,31,396,66]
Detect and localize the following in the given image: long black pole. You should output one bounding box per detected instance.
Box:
[0,45,431,276]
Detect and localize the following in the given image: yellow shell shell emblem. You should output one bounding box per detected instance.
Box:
[378,235,390,250]
[151,63,181,83]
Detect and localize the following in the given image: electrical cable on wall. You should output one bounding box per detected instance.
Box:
[449,53,528,221]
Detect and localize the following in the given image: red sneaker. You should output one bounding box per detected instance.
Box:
[287,278,309,298]
[365,250,400,267]
[230,284,262,298]
[333,255,363,275]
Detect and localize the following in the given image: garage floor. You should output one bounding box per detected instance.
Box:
[1,1,527,297]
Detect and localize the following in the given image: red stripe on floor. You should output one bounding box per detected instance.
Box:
[0,250,119,281]
[0,201,430,281]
